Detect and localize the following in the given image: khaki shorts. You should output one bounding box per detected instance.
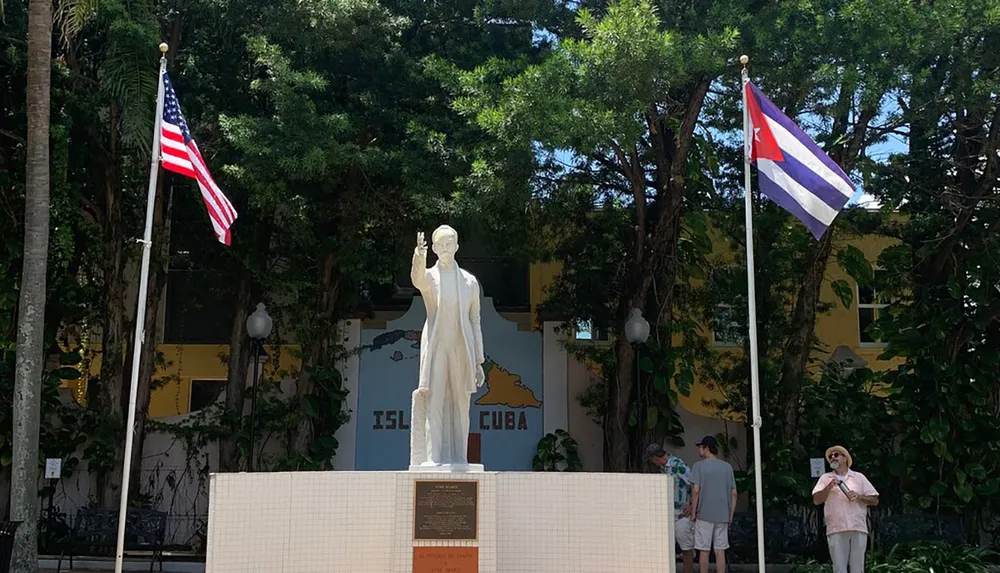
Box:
[694,520,730,551]
[675,517,695,552]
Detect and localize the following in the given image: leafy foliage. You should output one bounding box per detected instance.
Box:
[532,429,582,472]
[791,543,998,573]
[0,353,86,475]
[449,0,742,470]
[634,336,701,445]
[856,0,1000,522]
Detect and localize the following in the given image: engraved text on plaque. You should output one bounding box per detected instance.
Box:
[413,480,478,540]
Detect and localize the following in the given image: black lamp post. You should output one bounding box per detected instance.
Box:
[624,308,650,471]
[245,302,272,472]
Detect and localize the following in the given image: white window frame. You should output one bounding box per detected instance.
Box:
[857,268,889,348]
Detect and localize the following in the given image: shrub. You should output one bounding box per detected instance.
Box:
[790,542,997,573]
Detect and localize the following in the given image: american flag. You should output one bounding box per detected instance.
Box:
[160,72,238,245]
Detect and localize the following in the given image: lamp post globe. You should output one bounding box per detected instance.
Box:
[246,302,273,340]
[624,308,650,345]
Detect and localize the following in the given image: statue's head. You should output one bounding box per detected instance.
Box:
[431,225,459,265]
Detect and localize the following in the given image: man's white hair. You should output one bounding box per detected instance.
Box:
[432,224,458,244]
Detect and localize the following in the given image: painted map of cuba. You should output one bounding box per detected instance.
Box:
[363,329,542,408]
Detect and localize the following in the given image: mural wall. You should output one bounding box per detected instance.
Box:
[356,297,543,470]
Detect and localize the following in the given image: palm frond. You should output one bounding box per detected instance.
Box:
[98,17,158,152]
[54,0,99,45]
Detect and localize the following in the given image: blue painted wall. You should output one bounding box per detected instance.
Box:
[355,297,543,470]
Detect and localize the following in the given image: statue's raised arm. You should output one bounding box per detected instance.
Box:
[410,231,428,291]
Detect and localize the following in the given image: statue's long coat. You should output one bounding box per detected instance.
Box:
[408,253,484,465]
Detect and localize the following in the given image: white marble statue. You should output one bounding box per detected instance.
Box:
[408,225,486,470]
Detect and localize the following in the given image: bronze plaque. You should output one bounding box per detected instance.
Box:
[413,480,478,540]
[413,547,478,573]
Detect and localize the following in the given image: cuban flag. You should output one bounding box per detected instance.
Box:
[745,81,855,239]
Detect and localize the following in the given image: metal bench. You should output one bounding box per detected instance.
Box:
[0,521,20,573]
[57,508,166,573]
[877,513,966,548]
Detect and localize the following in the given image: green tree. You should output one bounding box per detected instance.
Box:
[451,0,738,471]
[869,0,1000,527]
[762,0,914,459]
[687,0,916,509]
[0,0,106,521]
[171,0,544,468]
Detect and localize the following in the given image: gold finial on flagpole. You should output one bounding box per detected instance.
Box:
[159,43,169,54]
[739,54,749,67]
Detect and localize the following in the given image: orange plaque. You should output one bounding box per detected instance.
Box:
[412,546,478,573]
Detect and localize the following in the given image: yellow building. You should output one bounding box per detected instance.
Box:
[529,231,903,420]
[70,230,900,424]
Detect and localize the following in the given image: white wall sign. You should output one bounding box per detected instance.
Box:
[44,458,62,479]
[810,458,825,478]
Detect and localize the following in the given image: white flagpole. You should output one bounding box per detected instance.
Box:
[114,42,168,573]
[740,54,767,573]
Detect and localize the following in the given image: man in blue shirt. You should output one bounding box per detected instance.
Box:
[647,443,695,573]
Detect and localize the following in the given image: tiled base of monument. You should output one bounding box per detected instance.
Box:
[205,471,675,573]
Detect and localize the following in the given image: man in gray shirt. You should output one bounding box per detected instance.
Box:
[690,435,737,573]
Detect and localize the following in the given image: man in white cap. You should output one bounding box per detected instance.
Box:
[646,443,695,573]
[812,445,879,573]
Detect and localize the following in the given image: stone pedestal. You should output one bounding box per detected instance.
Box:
[206,471,675,573]
[407,463,485,472]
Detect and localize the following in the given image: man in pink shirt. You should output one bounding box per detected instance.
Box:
[811,446,879,573]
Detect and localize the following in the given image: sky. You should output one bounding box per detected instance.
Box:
[526,23,909,210]
[543,127,906,210]
[852,132,908,208]
[540,96,909,211]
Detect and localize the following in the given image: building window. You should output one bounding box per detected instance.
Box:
[164,270,235,344]
[189,379,226,413]
[574,319,609,343]
[858,269,889,345]
[713,304,743,347]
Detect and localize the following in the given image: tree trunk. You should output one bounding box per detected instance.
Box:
[126,182,172,501]
[94,161,128,508]
[608,325,636,472]
[10,0,52,569]
[89,105,130,507]
[607,192,686,472]
[777,229,835,452]
[291,251,340,459]
[0,467,10,521]
[603,81,709,473]
[219,274,254,472]
[773,97,874,451]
